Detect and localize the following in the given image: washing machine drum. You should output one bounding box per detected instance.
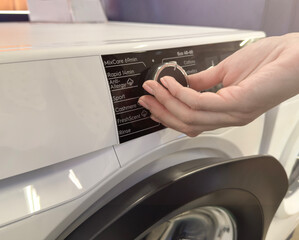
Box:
[63,156,288,240]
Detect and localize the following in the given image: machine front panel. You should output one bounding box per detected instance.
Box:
[102,41,241,143]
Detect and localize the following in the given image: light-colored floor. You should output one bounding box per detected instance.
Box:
[292,226,299,240]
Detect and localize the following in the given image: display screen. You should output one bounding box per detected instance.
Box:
[102,41,241,143]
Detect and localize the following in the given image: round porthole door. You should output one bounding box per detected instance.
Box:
[61,156,288,240]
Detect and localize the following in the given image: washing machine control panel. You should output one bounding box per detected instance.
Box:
[102,41,241,143]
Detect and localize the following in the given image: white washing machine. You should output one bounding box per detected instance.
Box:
[263,94,299,240]
[0,22,288,240]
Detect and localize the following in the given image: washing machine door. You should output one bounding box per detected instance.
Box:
[63,156,287,240]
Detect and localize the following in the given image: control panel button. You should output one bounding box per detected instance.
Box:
[147,61,189,87]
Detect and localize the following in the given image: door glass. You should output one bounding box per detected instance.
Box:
[286,154,299,198]
[136,206,237,240]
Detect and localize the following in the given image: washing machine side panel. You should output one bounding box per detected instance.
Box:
[0,146,120,229]
[0,199,81,240]
[0,56,118,179]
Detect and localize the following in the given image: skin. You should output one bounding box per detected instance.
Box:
[138,33,299,137]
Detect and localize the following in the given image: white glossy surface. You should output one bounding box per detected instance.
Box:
[0,22,265,63]
[267,95,299,164]
[0,22,260,50]
[0,191,85,240]
[266,95,299,218]
[0,147,120,228]
[266,213,299,240]
[0,56,117,179]
[115,115,265,167]
[277,118,299,217]
[265,95,299,240]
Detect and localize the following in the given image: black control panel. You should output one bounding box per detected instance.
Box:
[102,41,241,143]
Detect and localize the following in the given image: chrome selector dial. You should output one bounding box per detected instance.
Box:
[147,61,189,87]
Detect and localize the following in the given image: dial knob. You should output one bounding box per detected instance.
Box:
[147,61,189,87]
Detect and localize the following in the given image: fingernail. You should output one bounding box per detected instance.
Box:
[143,82,155,95]
[138,98,149,109]
[160,77,168,88]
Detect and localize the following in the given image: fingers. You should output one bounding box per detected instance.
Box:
[138,94,242,137]
[137,95,209,137]
[138,79,245,136]
[187,63,225,91]
[137,94,194,135]
[142,79,199,122]
[159,76,241,112]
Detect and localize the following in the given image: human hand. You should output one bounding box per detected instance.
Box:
[138,33,299,137]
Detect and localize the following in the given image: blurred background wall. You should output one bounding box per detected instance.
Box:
[102,0,299,36]
[1,0,299,36]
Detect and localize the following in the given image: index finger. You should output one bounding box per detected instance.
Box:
[161,76,242,112]
[188,63,225,91]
